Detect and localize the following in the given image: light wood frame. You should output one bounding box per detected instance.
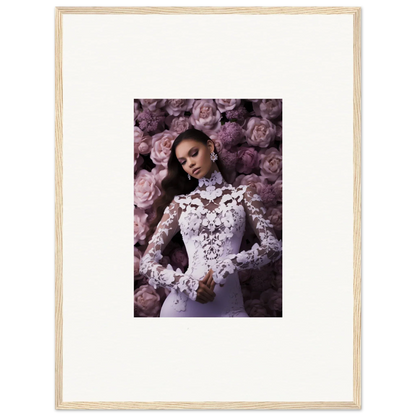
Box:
[55,6,361,410]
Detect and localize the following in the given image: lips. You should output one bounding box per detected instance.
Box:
[192,167,201,174]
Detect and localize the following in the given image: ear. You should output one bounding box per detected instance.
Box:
[207,140,214,152]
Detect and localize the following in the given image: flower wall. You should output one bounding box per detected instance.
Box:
[134,99,282,317]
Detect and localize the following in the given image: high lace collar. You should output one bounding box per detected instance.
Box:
[197,169,224,189]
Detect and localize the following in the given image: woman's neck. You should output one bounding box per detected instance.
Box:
[197,168,224,188]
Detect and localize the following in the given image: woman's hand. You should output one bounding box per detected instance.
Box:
[195,269,216,304]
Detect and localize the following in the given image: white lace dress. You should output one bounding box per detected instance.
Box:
[139,169,282,317]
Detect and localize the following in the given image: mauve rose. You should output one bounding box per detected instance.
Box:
[234,173,267,194]
[150,130,177,167]
[134,247,143,276]
[134,285,161,317]
[259,147,282,182]
[260,288,282,312]
[210,133,224,153]
[236,146,259,174]
[134,208,149,244]
[219,148,237,172]
[275,120,282,141]
[189,99,222,133]
[134,169,161,209]
[245,299,268,317]
[266,205,282,231]
[165,99,195,116]
[252,99,282,120]
[139,99,167,112]
[166,116,194,134]
[151,166,168,188]
[258,184,279,208]
[134,127,152,156]
[215,99,241,113]
[273,179,283,201]
[134,100,141,122]
[170,247,188,272]
[245,117,277,148]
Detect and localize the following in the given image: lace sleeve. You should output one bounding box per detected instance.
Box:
[138,199,199,301]
[212,185,282,285]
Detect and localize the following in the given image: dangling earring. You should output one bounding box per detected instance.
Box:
[210,151,218,162]
[188,173,191,180]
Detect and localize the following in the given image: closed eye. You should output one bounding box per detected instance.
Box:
[180,151,198,165]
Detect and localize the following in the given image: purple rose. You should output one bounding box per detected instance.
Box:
[244,299,268,317]
[165,99,195,116]
[170,246,188,273]
[252,99,282,120]
[266,205,282,231]
[259,147,282,182]
[134,285,161,317]
[139,99,167,112]
[166,116,194,134]
[215,99,241,113]
[134,127,152,156]
[236,146,259,174]
[245,117,277,148]
[189,99,221,133]
[260,288,282,312]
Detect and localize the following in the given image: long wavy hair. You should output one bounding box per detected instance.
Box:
[145,128,228,242]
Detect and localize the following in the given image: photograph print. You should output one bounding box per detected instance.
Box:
[134,99,283,317]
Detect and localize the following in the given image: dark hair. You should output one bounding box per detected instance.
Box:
[145,128,228,242]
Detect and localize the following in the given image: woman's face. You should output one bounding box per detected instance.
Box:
[175,139,215,179]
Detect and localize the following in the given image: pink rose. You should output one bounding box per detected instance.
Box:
[165,99,195,116]
[166,116,194,134]
[170,247,188,272]
[134,285,161,317]
[252,99,282,120]
[189,99,221,133]
[134,169,161,209]
[236,146,259,174]
[134,208,149,244]
[244,299,268,317]
[139,99,167,112]
[150,130,177,167]
[259,147,282,182]
[151,166,168,188]
[233,173,267,194]
[134,127,152,156]
[273,179,282,201]
[134,247,143,276]
[215,99,241,113]
[134,99,141,122]
[266,205,282,231]
[275,120,282,141]
[245,117,277,148]
[260,288,282,312]
[258,184,279,208]
[209,133,224,153]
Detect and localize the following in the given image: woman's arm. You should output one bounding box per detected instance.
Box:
[138,199,199,301]
[212,185,282,286]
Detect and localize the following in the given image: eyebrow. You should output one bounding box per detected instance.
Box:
[177,146,198,161]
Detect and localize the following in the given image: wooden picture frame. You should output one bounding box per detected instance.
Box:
[51,3,366,414]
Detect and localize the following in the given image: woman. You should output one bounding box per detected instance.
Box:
[139,128,282,317]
